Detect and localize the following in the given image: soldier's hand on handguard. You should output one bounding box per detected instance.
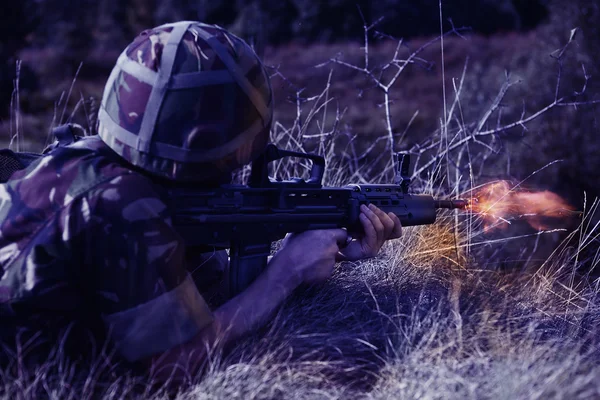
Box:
[337,204,402,262]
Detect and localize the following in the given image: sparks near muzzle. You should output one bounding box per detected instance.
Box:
[170,145,467,296]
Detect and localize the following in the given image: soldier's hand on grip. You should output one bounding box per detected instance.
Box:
[278,229,348,284]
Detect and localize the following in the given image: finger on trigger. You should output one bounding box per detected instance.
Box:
[332,228,349,247]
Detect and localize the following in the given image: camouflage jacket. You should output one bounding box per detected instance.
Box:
[0,136,216,363]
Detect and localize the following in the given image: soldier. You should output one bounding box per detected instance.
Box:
[0,21,401,381]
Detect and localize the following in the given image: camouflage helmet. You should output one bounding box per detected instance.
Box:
[97,21,273,182]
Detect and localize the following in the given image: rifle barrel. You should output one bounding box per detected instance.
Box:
[434,199,468,209]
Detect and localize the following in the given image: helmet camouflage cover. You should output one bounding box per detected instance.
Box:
[98,21,273,182]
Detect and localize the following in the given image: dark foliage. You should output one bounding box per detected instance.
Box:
[0,0,39,118]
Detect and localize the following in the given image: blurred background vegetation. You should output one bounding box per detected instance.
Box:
[0,0,554,123]
[1,0,599,270]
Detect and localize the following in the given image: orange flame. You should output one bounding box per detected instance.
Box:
[466,181,576,231]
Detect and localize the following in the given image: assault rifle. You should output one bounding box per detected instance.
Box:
[170,144,467,296]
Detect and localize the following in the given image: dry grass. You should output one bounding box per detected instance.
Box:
[2,193,597,399]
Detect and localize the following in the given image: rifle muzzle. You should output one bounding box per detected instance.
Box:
[434,199,469,209]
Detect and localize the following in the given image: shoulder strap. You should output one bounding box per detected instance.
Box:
[0,124,85,183]
[53,124,81,146]
[42,124,83,154]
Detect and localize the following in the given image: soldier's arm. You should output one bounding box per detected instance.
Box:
[145,247,303,382]
[87,174,336,382]
[87,174,218,369]
[146,206,400,383]
[90,174,396,384]
[145,228,348,383]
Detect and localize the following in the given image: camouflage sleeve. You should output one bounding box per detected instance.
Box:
[85,173,214,362]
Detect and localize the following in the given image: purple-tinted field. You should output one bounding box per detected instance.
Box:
[1,2,600,398]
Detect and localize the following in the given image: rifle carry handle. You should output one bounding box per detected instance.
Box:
[249,144,325,188]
